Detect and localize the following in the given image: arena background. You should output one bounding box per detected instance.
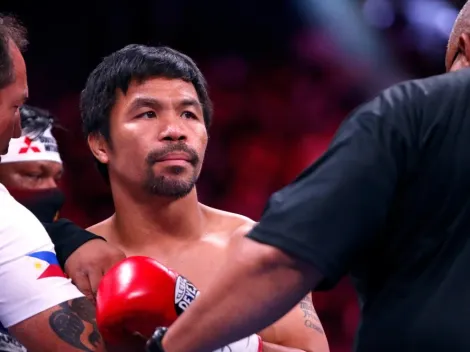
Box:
[2,0,465,350]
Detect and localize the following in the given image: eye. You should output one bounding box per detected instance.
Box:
[136,111,156,119]
[25,173,42,181]
[182,111,197,120]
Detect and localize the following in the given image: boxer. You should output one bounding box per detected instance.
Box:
[81,44,329,352]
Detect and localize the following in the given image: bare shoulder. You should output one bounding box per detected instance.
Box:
[200,204,256,238]
[86,216,114,239]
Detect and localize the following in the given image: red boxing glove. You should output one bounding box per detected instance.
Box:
[96,256,199,346]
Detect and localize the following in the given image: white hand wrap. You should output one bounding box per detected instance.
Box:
[214,334,263,352]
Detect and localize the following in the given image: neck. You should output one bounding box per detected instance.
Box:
[110,182,205,250]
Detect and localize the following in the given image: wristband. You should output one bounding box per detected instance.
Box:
[146,327,168,352]
[43,218,106,269]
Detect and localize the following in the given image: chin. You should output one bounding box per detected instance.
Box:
[145,172,198,198]
[166,165,188,175]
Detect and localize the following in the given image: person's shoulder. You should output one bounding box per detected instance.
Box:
[418,68,470,89]
[0,185,54,261]
[201,204,255,238]
[0,187,43,231]
[344,70,470,136]
[87,216,114,239]
[383,69,470,106]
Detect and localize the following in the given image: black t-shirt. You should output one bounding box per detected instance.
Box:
[248,68,470,351]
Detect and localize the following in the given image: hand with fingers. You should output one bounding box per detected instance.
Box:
[64,239,126,302]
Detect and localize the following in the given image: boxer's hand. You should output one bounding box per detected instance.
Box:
[214,335,263,352]
[96,256,200,346]
[64,239,126,303]
[147,328,263,352]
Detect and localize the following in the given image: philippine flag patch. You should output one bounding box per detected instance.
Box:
[27,251,66,279]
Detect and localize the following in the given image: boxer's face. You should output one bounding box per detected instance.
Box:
[94,77,207,198]
[0,42,27,159]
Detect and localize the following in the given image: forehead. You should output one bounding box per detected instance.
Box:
[116,77,199,107]
[1,42,28,100]
[5,160,62,172]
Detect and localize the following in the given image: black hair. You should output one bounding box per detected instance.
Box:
[19,105,55,140]
[0,14,28,89]
[80,44,213,182]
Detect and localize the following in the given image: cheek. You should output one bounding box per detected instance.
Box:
[111,135,149,169]
[2,173,30,189]
[196,126,209,155]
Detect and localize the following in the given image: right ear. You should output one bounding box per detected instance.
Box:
[87,132,110,165]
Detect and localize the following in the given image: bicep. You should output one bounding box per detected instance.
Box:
[9,297,106,352]
[259,294,329,352]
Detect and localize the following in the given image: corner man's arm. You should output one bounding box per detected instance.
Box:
[232,223,329,352]
[162,236,323,352]
[0,196,107,351]
[9,297,106,352]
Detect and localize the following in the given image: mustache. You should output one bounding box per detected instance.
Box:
[146,143,199,166]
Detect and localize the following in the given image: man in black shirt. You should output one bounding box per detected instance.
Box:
[149,25,470,352]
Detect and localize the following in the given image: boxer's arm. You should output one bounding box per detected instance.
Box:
[259,294,328,352]
[162,237,322,352]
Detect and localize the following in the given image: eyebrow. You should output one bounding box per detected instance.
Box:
[177,98,203,112]
[127,97,203,113]
[127,97,162,113]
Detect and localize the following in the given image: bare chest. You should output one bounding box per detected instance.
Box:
[125,238,230,291]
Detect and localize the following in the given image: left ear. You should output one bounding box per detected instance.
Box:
[450,33,470,71]
[460,33,470,66]
[87,132,110,165]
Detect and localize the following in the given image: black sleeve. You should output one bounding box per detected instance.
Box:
[43,218,106,269]
[247,81,424,290]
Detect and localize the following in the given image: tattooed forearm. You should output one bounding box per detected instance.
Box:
[300,295,324,334]
[49,297,102,351]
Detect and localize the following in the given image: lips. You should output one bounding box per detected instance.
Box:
[157,153,192,162]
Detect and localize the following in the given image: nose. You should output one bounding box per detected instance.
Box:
[158,115,188,142]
